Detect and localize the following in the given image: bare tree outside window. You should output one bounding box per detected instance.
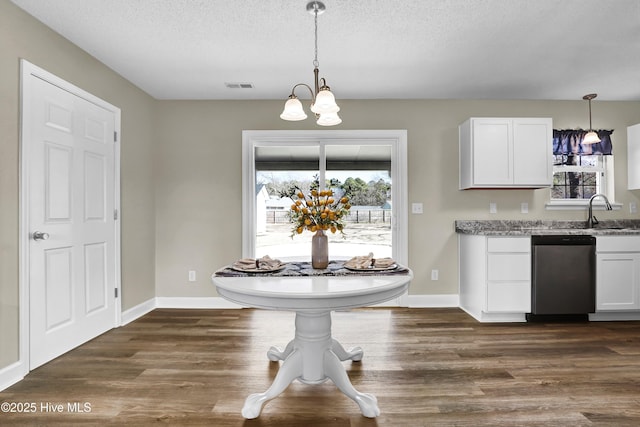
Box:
[552,154,602,200]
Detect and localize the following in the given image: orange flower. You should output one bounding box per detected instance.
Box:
[288,186,351,238]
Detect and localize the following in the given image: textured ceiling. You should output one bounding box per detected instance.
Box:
[11,0,640,101]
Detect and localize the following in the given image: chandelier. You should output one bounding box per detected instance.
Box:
[280,1,341,126]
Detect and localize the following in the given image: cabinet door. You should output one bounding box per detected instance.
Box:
[487,282,531,312]
[513,118,552,186]
[596,253,640,310]
[628,124,640,190]
[472,119,512,185]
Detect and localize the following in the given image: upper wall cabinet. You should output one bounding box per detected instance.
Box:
[459,117,553,189]
[628,123,640,190]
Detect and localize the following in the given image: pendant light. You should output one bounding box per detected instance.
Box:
[582,93,601,144]
[280,1,341,126]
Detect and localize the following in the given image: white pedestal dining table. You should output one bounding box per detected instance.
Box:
[212,261,412,419]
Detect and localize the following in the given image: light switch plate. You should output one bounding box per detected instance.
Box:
[412,203,423,214]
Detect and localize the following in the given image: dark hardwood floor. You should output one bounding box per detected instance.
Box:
[2,307,640,426]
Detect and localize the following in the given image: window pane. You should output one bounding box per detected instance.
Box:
[254,144,393,260]
[325,145,392,258]
[255,145,319,259]
[551,185,566,199]
[552,171,599,200]
[579,155,599,167]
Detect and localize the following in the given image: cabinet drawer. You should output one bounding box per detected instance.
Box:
[487,237,531,253]
[597,236,640,253]
[487,253,530,281]
[487,282,531,312]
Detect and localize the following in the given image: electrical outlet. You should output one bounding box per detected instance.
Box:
[489,202,497,214]
[411,203,423,214]
[431,269,439,280]
[188,270,196,282]
[521,202,529,214]
[631,202,638,214]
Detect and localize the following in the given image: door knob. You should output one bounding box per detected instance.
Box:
[32,231,50,241]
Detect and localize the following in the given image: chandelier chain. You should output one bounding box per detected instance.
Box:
[313,6,319,68]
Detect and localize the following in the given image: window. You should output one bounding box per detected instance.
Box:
[242,130,408,266]
[552,154,605,200]
[547,129,615,209]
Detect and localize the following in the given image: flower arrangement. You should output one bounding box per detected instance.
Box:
[289,188,351,237]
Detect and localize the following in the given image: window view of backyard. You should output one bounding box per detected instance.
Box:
[255,170,392,260]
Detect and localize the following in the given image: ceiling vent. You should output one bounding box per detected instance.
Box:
[225,82,254,89]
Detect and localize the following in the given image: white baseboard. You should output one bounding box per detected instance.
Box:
[121,298,156,325]
[0,361,26,392]
[589,311,640,321]
[407,294,459,308]
[155,297,243,309]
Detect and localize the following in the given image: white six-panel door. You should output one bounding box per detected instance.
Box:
[22,62,120,369]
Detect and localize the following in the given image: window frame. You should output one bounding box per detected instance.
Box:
[546,155,618,210]
[242,130,408,267]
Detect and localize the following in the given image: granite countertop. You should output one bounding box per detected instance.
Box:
[455,219,640,236]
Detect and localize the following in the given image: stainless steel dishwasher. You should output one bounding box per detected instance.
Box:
[527,235,596,322]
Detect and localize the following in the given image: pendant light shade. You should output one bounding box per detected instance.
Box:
[310,87,340,114]
[280,96,307,121]
[582,93,601,145]
[316,111,342,126]
[280,1,341,126]
[583,130,601,145]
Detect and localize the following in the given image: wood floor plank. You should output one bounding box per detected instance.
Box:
[1,307,640,426]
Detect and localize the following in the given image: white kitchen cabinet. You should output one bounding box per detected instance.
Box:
[628,123,640,190]
[459,235,531,322]
[596,236,640,311]
[459,117,553,189]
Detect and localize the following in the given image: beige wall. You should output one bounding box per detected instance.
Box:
[0,1,156,369]
[154,99,640,299]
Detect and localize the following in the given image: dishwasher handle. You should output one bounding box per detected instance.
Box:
[531,235,595,245]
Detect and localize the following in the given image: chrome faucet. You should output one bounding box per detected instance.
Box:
[586,193,612,228]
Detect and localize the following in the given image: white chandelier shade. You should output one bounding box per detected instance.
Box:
[310,88,340,114]
[280,96,307,121]
[316,111,342,126]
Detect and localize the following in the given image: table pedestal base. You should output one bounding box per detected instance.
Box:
[241,311,380,419]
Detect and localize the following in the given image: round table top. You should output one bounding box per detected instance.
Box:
[212,272,412,311]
